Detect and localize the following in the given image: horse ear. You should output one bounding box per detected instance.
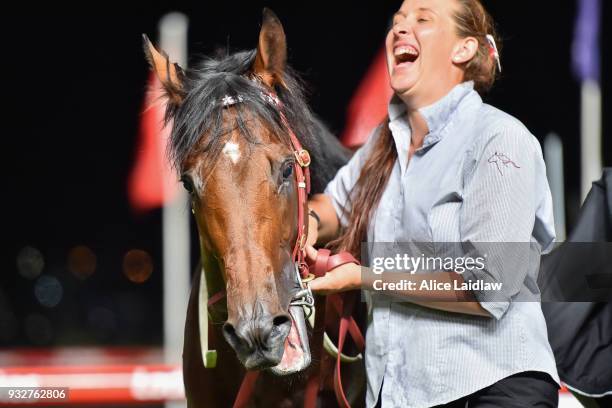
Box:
[142,34,185,106]
[253,8,287,88]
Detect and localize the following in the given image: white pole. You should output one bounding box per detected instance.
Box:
[160,12,189,408]
[580,79,602,202]
[544,133,566,241]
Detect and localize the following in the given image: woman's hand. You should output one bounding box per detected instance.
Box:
[304,245,362,295]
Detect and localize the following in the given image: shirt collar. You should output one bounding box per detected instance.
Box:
[388,81,476,149]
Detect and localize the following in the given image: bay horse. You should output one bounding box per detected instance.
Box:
[144,9,365,407]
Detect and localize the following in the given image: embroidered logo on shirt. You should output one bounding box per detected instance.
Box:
[487,152,520,175]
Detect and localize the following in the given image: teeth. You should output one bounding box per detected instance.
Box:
[394,46,419,57]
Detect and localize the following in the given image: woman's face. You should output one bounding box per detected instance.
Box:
[386,0,468,105]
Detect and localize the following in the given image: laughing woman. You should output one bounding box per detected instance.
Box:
[307,0,560,407]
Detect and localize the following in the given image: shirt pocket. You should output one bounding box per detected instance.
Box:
[428,192,462,244]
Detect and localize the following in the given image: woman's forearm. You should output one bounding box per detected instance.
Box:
[363,270,492,317]
[308,194,341,245]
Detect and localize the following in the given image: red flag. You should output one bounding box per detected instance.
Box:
[341,47,393,148]
[128,73,179,211]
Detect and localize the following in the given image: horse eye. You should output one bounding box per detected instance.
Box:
[282,163,293,180]
[180,176,195,194]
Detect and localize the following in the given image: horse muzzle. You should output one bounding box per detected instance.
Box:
[222,310,291,370]
[222,303,312,374]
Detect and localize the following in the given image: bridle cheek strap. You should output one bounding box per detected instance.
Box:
[278,109,312,278]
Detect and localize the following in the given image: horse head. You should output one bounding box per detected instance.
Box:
[144,9,347,375]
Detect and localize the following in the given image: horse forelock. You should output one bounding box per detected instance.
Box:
[165,48,349,191]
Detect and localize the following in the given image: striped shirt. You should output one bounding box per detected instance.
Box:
[324,81,560,407]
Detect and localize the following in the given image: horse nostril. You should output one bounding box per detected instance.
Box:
[222,322,243,349]
[272,314,291,328]
[270,313,292,340]
[223,322,236,337]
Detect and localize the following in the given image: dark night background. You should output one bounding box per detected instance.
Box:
[1,1,610,348]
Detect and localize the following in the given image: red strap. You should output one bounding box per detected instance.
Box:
[312,248,331,277]
[303,295,327,408]
[329,295,366,351]
[307,249,363,407]
[232,371,259,408]
[278,108,311,279]
[333,292,359,408]
[207,290,226,307]
[311,249,360,278]
[327,252,360,271]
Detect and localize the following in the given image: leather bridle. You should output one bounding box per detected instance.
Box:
[202,88,316,308]
[196,85,362,408]
[197,85,316,384]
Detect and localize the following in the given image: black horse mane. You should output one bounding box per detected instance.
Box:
[166,49,351,194]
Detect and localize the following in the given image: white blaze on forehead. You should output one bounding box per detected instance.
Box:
[222,141,241,164]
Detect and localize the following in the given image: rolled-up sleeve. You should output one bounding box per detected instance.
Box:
[324,126,381,227]
[459,123,542,319]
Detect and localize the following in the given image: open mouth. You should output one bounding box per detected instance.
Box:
[394,44,419,67]
[270,305,311,375]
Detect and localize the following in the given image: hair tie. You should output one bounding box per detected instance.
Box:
[485,34,502,72]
